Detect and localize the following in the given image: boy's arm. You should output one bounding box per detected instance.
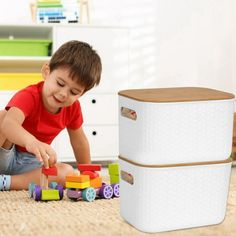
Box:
[67,127,91,164]
[1,107,56,168]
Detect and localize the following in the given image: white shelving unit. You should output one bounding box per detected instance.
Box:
[0,24,130,162]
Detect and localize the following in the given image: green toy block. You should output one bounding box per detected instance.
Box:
[41,189,60,201]
[110,174,120,184]
[108,163,120,175]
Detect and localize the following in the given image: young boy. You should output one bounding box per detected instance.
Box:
[0,40,102,190]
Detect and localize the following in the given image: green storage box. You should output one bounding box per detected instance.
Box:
[0,39,52,56]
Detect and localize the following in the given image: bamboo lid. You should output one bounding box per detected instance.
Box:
[118,87,235,103]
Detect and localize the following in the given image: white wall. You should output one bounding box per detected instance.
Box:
[155,0,234,93]
[0,0,235,95]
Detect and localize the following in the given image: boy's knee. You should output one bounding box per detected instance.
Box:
[55,163,74,185]
[61,163,74,175]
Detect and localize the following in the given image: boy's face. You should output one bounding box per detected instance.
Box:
[42,64,85,113]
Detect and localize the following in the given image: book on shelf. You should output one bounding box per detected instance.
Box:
[36,0,79,24]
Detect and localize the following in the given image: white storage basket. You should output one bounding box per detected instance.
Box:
[119,87,235,164]
[119,156,232,233]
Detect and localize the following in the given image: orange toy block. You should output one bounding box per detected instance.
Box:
[90,177,102,188]
[77,164,101,171]
[66,174,90,183]
[42,166,57,176]
[82,171,99,179]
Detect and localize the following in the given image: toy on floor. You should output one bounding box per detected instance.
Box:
[29,166,64,201]
[66,164,120,202]
[108,163,120,184]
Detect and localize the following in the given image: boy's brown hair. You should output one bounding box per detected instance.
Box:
[49,40,102,92]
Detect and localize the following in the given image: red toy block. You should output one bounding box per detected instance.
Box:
[77,164,101,172]
[42,166,57,176]
[82,171,99,179]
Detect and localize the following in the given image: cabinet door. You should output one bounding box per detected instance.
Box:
[79,93,118,125]
[84,125,118,159]
[53,26,129,91]
[54,126,119,162]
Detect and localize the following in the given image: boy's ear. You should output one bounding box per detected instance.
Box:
[41,62,50,79]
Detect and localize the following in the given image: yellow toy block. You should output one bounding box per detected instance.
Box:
[66,174,90,183]
[90,177,102,188]
[110,174,120,184]
[41,189,60,201]
[66,181,90,189]
[108,163,120,175]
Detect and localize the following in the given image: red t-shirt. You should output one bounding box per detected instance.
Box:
[5,82,83,152]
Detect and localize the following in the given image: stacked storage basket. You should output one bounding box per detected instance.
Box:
[118,87,235,233]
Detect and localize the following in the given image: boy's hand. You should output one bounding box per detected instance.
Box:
[25,139,57,168]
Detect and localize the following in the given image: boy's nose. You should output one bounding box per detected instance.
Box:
[59,88,68,99]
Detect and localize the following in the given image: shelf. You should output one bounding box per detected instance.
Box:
[0,56,50,61]
[0,25,52,39]
[0,24,52,72]
[0,56,50,72]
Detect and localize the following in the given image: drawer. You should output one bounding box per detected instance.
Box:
[54,125,118,161]
[84,125,119,157]
[79,94,118,124]
[0,39,52,56]
[0,73,43,90]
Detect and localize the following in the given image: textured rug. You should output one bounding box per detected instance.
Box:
[0,175,235,236]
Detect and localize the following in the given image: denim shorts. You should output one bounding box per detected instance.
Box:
[0,145,42,175]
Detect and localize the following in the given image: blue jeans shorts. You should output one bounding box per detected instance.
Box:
[0,145,42,175]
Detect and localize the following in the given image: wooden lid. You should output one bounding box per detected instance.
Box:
[118,87,235,103]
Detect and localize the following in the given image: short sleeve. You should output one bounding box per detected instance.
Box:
[5,90,35,117]
[66,101,83,129]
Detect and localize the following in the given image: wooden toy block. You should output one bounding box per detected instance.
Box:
[40,173,48,189]
[77,164,101,171]
[82,171,99,179]
[66,174,90,183]
[41,189,60,201]
[108,163,119,175]
[42,166,57,176]
[65,181,90,189]
[110,174,120,184]
[90,177,102,188]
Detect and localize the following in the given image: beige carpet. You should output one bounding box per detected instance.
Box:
[0,175,235,236]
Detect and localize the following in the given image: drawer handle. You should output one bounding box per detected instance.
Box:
[91,99,96,104]
[92,131,97,136]
[121,170,134,185]
[121,107,137,120]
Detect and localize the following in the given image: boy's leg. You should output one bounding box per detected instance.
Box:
[0,110,13,149]
[0,110,7,147]
[0,110,14,191]
[10,162,74,190]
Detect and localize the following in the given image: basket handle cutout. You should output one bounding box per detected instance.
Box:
[121,170,134,185]
[121,107,137,120]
